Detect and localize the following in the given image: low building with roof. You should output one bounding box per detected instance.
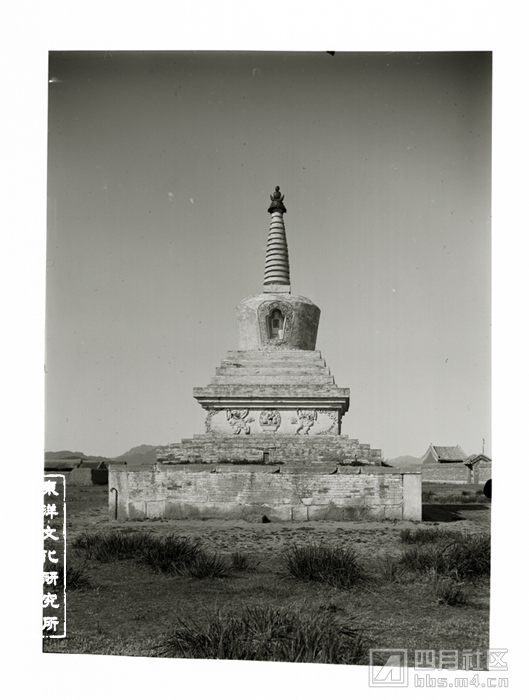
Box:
[421,444,490,484]
[422,444,467,464]
[464,453,492,484]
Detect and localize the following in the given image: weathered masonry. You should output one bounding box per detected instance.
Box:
[109,187,421,521]
[110,463,421,522]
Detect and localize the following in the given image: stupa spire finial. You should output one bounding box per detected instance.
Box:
[264,186,290,292]
[267,185,287,214]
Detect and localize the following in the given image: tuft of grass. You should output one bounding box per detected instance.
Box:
[282,544,368,589]
[432,575,467,606]
[176,551,229,578]
[376,554,402,583]
[155,606,369,664]
[71,531,156,562]
[140,536,204,574]
[56,560,91,589]
[71,531,208,574]
[230,551,248,570]
[398,533,490,581]
[229,551,260,572]
[443,533,490,580]
[230,551,250,571]
[399,544,449,575]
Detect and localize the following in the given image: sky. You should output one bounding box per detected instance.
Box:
[45,50,492,459]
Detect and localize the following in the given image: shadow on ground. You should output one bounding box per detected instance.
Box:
[422,503,490,522]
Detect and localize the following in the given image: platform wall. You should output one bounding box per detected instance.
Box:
[108,463,421,522]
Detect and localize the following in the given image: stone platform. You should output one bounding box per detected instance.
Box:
[108,462,421,522]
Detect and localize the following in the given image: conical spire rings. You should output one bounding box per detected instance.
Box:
[264,187,290,292]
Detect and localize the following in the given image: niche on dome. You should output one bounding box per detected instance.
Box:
[258,300,294,346]
[268,308,285,339]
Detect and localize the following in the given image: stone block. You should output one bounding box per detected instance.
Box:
[403,473,422,521]
[384,505,403,520]
[306,504,334,520]
[314,505,365,521]
[164,502,186,519]
[267,504,294,521]
[146,501,165,519]
[129,501,146,519]
[291,505,309,521]
[363,505,385,520]
[342,505,375,520]
[170,502,203,519]
[200,503,246,519]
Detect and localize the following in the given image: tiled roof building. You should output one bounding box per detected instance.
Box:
[421,444,468,463]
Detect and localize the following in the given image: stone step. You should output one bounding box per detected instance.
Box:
[216,365,331,376]
[221,359,328,370]
[226,350,323,360]
[221,355,327,365]
[208,375,336,385]
[181,435,361,446]
[158,434,383,466]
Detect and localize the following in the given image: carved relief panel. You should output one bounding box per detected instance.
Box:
[291,409,317,435]
[204,408,339,436]
[259,410,281,432]
[226,409,254,435]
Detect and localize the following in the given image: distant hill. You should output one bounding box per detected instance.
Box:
[387,455,422,466]
[46,444,158,466]
[45,450,108,462]
[113,444,158,465]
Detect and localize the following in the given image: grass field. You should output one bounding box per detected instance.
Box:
[43,482,491,664]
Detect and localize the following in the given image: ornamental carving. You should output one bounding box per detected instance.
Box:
[292,409,317,435]
[257,300,294,347]
[205,409,220,433]
[259,410,281,432]
[226,409,254,435]
[319,410,339,435]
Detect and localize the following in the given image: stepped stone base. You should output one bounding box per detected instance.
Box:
[157,435,382,466]
[193,350,350,422]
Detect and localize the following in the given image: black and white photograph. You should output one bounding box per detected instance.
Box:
[3,3,525,698]
[44,46,493,661]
